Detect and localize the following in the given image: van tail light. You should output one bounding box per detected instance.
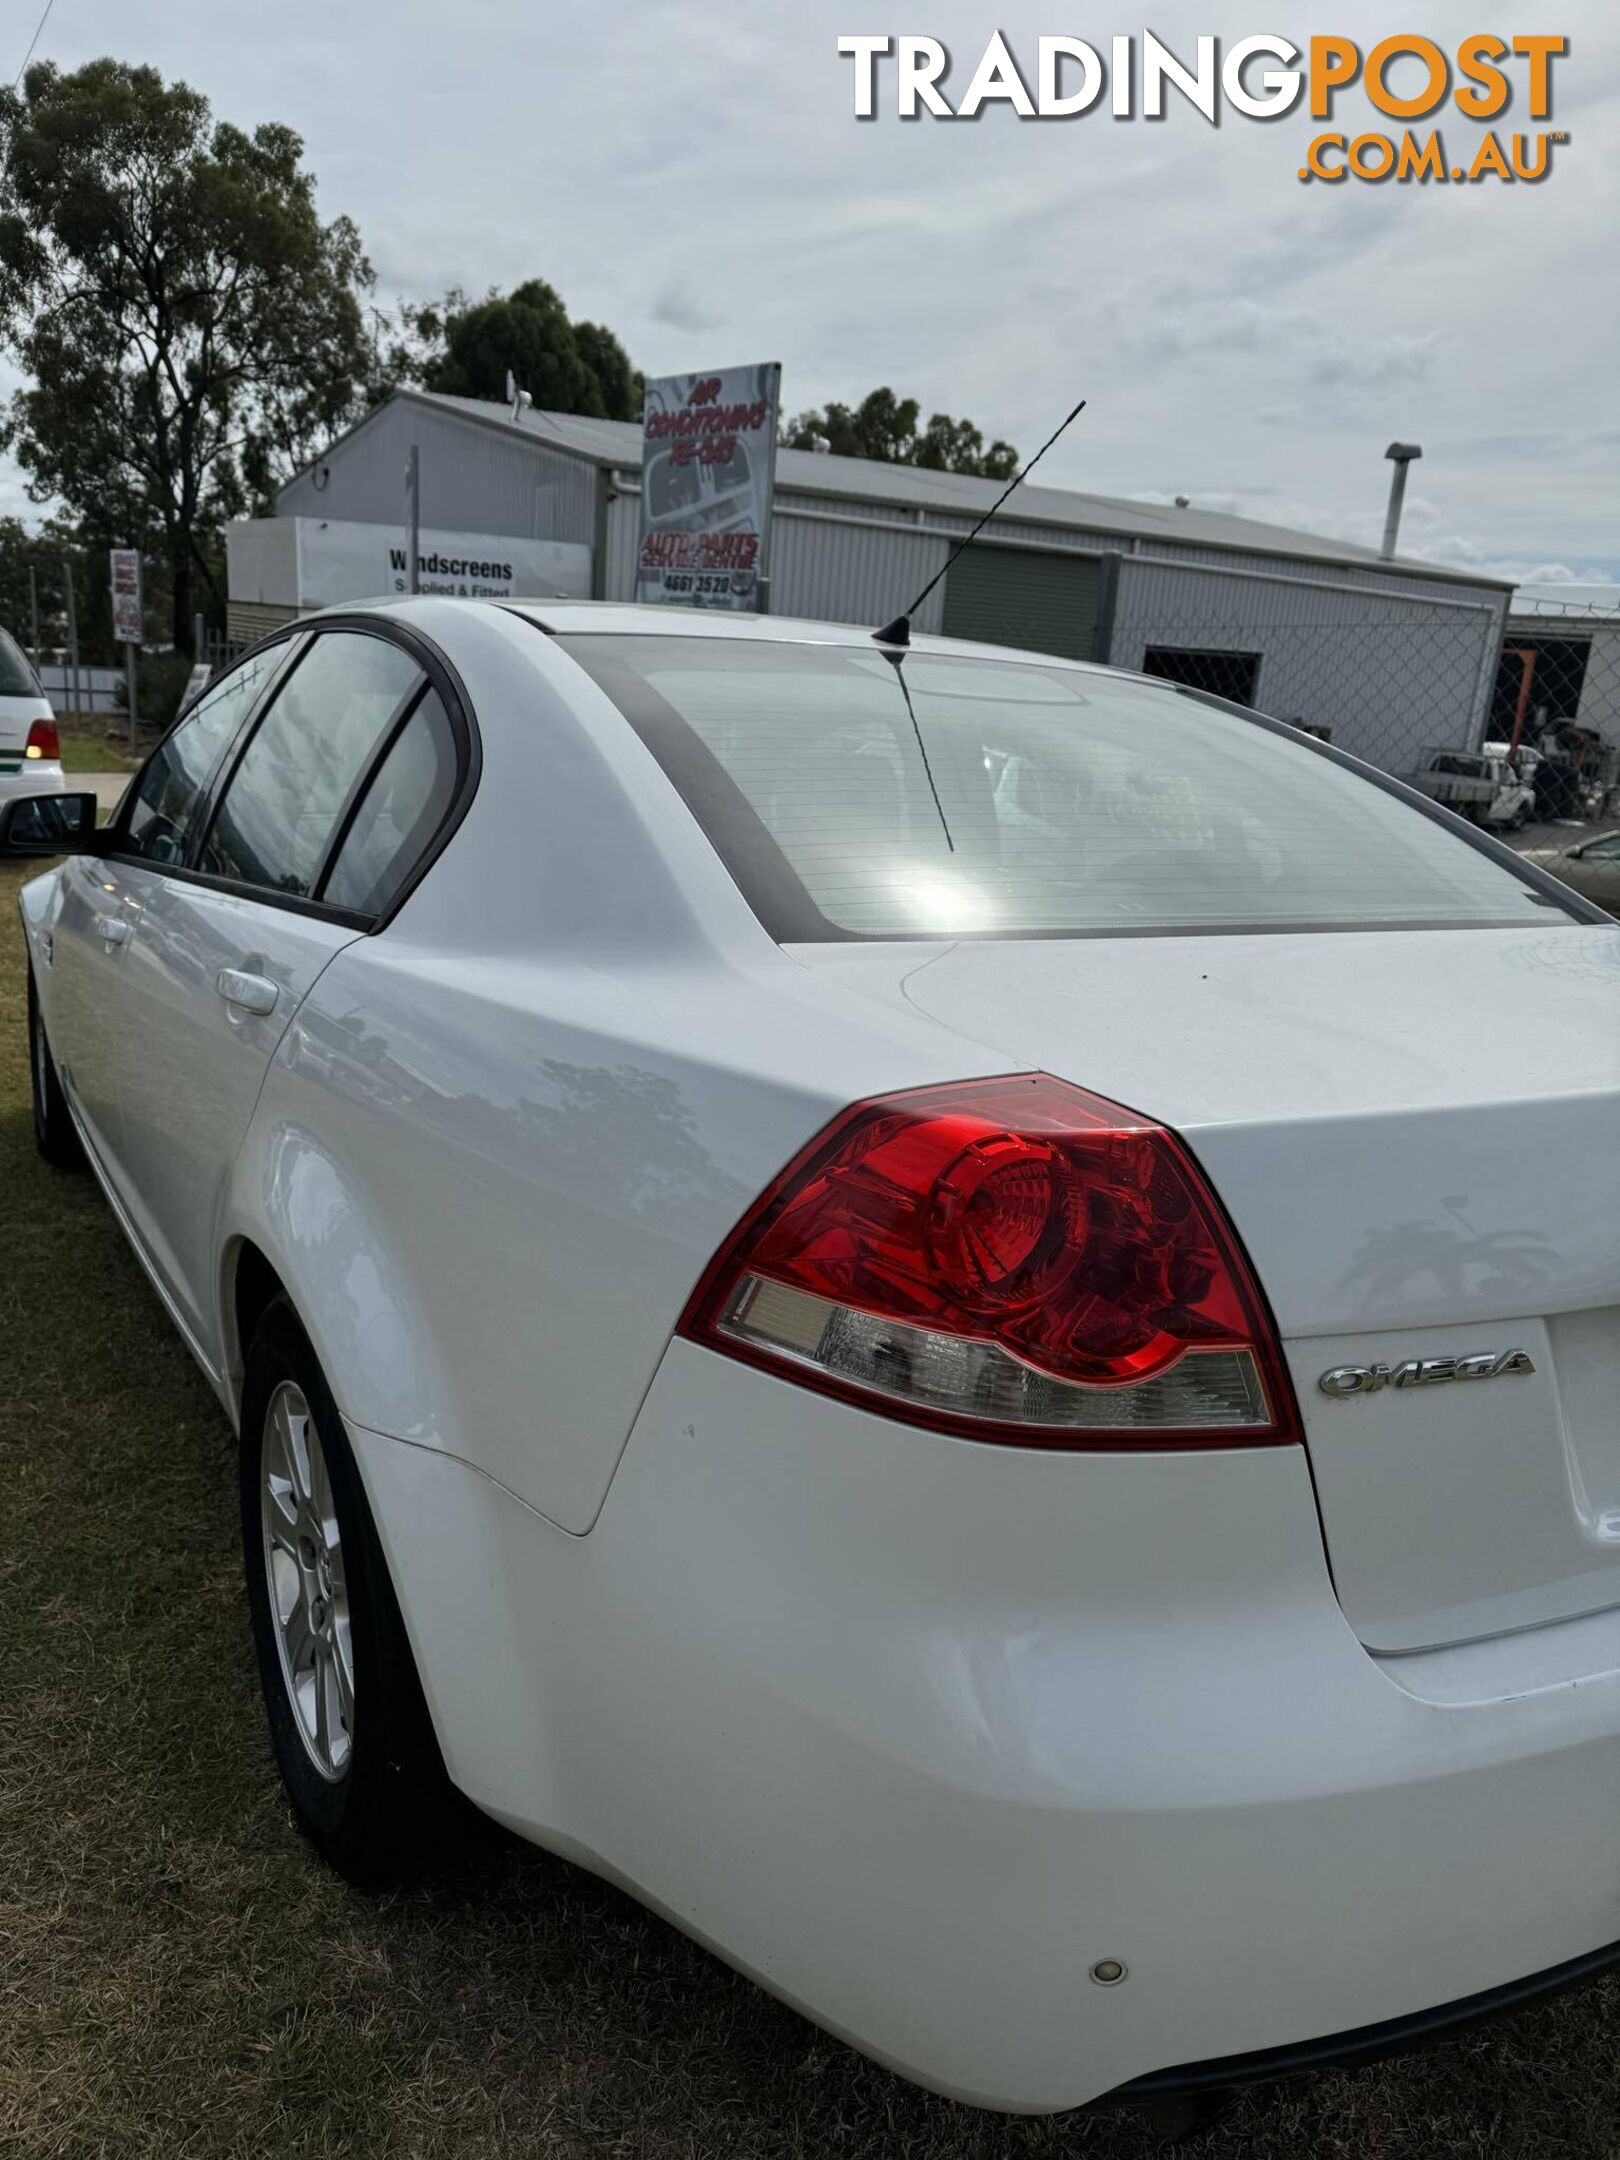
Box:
[679,1075,1300,1449]
[25,720,60,761]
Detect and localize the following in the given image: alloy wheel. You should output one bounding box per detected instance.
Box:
[260,1381,354,1782]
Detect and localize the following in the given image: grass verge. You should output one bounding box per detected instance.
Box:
[49,719,146,774]
[3,858,1619,2157]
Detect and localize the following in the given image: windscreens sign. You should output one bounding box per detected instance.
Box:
[294,520,592,608]
[635,362,781,610]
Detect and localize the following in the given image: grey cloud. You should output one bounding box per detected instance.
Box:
[649,286,720,336]
[0,0,1612,583]
[1308,334,1439,390]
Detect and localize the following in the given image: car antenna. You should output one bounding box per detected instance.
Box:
[887,652,955,852]
[872,397,1088,648]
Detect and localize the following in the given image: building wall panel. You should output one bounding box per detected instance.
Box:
[770,511,949,632]
[280,401,598,545]
[1110,558,1507,767]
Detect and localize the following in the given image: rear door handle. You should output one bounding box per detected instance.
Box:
[93,913,130,947]
[216,968,279,1017]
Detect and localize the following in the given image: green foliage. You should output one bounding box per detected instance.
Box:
[0,58,378,652]
[0,517,111,663]
[785,386,1018,480]
[113,648,196,735]
[421,279,641,419]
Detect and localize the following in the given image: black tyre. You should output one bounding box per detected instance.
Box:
[27,969,84,1171]
[240,1296,462,1883]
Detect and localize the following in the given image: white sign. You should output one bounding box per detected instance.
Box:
[178,662,212,714]
[294,519,593,609]
[110,547,143,644]
[635,362,781,611]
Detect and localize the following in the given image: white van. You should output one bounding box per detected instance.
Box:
[0,628,65,803]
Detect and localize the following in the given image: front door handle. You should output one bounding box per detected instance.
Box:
[93,913,130,947]
[216,968,279,1017]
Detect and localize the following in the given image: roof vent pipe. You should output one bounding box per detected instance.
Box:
[1381,442,1422,559]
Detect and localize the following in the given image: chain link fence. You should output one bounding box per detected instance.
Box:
[1097,595,1620,848]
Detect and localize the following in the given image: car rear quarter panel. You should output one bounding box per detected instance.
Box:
[221,600,1012,1529]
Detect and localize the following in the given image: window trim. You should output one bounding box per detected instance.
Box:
[102,614,481,932]
[313,682,457,914]
[310,680,431,906]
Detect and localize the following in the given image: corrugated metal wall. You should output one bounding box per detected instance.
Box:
[771,507,948,632]
[1109,556,1507,765]
[281,401,599,546]
[1130,539,1500,611]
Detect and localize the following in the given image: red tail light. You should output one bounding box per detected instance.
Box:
[25,719,60,761]
[680,1074,1299,1449]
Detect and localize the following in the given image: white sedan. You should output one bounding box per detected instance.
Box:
[7,599,1620,2122]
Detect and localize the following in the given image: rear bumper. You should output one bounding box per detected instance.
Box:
[1115,1934,1620,2100]
[353,1340,1620,2114]
[0,759,65,800]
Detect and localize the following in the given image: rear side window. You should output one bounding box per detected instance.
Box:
[0,628,41,698]
[321,690,457,917]
[200,632,420,899]
[562,635,1562,941]
[122,646,283,866]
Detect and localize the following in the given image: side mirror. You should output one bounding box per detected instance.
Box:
[0,791,100,858]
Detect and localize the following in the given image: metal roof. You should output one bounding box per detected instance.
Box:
[401,389,1512,592]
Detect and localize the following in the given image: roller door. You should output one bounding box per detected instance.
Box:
[941,546,1100,661]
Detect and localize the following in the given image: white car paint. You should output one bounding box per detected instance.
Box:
[0,689,65,805]
[14,596,1620,2114]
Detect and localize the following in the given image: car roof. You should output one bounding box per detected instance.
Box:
[487,597,1120,675]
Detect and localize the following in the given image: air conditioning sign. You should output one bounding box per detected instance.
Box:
[837,33,1569,186]
[635,362,782,611]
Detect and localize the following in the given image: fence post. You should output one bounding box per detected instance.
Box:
[61,556,81,721]
[28,565,40,670]
[405,445,421,594]
[1091,551,1124,666]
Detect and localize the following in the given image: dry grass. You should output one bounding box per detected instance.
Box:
[4,856,1620,2158]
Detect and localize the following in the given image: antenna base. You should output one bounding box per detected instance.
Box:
[873,615,911,647]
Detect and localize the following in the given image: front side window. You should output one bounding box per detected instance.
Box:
[200,632,421,899]
[121,645,284,866]
[562,635,1565,941]
[0,627,42,698]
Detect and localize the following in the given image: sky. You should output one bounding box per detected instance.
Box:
[2,0,1616,585]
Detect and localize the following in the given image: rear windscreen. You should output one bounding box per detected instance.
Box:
[560,634,1566,941]
[0,628,42,699]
